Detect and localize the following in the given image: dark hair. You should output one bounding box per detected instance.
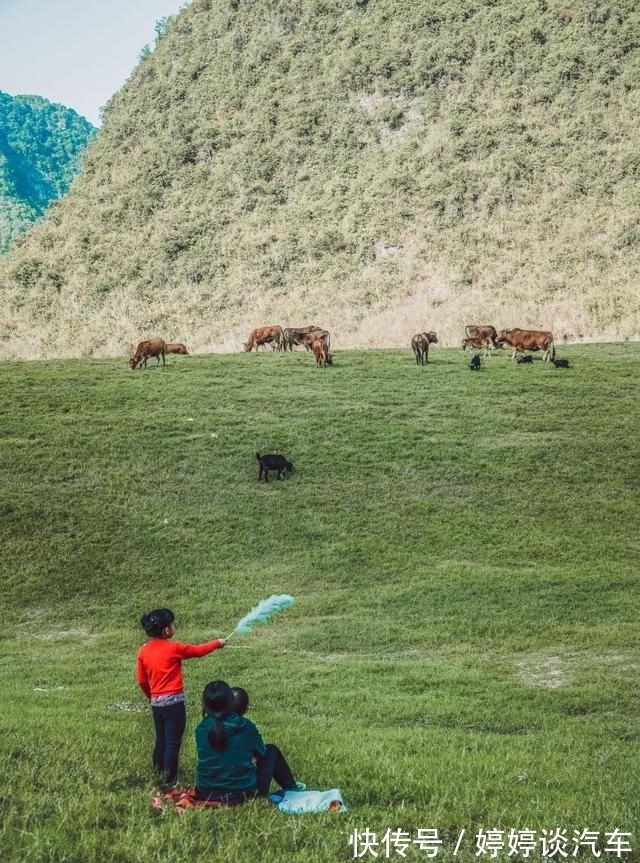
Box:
[231,686,249,716]
[140,608,174,637]
[202,680,234,752]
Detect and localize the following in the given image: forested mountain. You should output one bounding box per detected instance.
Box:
[0,93,95,255]
[0,0,638,359]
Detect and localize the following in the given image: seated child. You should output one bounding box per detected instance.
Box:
[195,680,303,802]
[231,686,249,716]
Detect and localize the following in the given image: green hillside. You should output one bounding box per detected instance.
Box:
[0,0,639,359]
[0,92,95,255]
[2,345,640,861]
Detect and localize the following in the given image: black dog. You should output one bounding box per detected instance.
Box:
[552,358,570,368]
[517,355,533,364]
[256,452,293,482]
[469,354,481,371]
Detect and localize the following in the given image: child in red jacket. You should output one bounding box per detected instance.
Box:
[137,608,226,787]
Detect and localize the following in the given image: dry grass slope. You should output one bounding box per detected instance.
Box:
[0,0,639,359]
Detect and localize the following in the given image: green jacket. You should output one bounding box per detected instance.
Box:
[195,713,267,793]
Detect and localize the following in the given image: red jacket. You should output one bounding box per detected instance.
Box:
[136,638,224,699]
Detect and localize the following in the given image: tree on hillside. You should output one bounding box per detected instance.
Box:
[0,92,96,253]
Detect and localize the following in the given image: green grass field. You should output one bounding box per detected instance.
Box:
[1,343,638,863]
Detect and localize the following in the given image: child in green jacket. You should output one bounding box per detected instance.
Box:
[195,680,302,803]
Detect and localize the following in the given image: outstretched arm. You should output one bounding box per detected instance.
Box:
[176,638,226,658]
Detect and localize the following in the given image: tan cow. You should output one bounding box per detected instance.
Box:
[129,338,166,369]
[411,331,438,365]
[462,336,493,356]
[311,338,330,367]
[283,326,324,351]
[495,328,555,361]
[296,330,331,352]
[243,325,285,352]
[465,324,498,346]
[164,343,189,355]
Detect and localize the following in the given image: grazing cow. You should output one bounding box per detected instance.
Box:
[283,326,324,351]
[257,452,293,482]
[243,325,285,352]
[552,358,570,368]
[129,337,166,369]
[296,329,331,352]
[516,355,533,364]
[411,331,438,365]
[464,324,498,347]
[312,338,330,367]
[164,343,189,355]
[495,328,555,362]
[469,353,481,371]
[462,336,493,356]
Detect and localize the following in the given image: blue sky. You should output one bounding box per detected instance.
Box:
[0,0,189,126]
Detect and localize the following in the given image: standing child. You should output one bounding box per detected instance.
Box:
[136,608,226,787]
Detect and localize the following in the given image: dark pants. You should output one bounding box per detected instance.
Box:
[151,700,186,785]
[256,743,296,796]
[195,743,296,802]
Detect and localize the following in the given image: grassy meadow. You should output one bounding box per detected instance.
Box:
[1,342,639,862]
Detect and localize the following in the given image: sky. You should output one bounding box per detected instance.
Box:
[0,0,190,126]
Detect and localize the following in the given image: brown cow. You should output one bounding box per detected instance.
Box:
[462,336,493,356]
[297,330,331,352]
[495,328,555,361]
[312,338,330,367]
[411,331,438,365]
[465,324,498,346]
[164,343,189,355]
[283,326,324,351]
[243,325,284,352]
[129,337,166,369]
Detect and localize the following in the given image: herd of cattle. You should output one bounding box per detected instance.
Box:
[128,324,567,370]
[243,325,332,367]
[458,325,571,368]
[459,324,557,361]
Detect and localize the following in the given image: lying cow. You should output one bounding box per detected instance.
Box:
[411,331,438,365]
[243,325,284,352]
[164,342,189,355]
[129,337,166,369]
[495,328,555,362]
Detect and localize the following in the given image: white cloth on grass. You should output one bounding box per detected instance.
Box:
[267,788,347,814]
